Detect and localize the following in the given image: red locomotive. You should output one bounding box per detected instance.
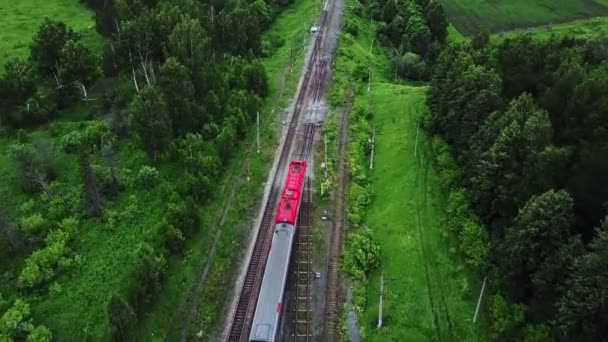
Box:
[249,160,308,342]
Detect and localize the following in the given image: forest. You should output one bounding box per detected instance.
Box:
[0,0,294,339]
[427,23,608,341]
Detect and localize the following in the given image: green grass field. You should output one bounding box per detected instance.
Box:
[441,0,608,36]
[490,16,608,42]
[360,84,484,341]
[0,0,102,69]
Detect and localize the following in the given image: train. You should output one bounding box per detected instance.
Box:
[249,160,308,342]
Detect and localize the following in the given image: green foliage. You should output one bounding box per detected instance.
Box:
[17,217,78,289]
[0,299,50,341]
[489,293,526,341]
[58,39,98,86]
[8,141,56,193]
[0,58,36,111]
[26,325,52,342]
[28,18,79,77]
[0,299,33,340]
[558,217,608,339]
[158,57,197,136]
[128,243,167,312]
[136,165,159,188]
[342,230,381,281]
[106,293,136,341]
[130,87,172,161]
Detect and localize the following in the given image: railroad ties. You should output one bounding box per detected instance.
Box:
[293,177,313,341]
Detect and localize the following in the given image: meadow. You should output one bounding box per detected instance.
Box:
[0,0,102,69]
[440,0,608,35]
[362,84,484,341]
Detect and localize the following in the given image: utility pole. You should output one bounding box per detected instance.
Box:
[256,111,260,153]
[377,271,384,328]
[368,38,374,92]
[370,125,376,169]
[414,122,420,157]
[473,276,488,324]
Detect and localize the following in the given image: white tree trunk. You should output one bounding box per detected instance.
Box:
[132,68,140,93]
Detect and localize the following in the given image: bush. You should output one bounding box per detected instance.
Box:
[342,230,381,281]
[352,62,369,82]
[459,217,489,269]
[489,293,526,340]
[137,165,159,188]
[392,52,428,81]
[431,135,460,189]
[17,218,78,289]
[343,18,359,36]
[128,243,167,312]
[158,221,185,254]
[26,325,52,342]
[0,299,32,340]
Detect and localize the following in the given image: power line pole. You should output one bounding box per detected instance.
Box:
[370,125,376,169]
[256,111,260,153]
[377,271,384,328]
[473,276,488,324]
[368,38,374,92]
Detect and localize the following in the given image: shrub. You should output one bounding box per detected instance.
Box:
[342,230,381,281]
[17,218,78,289]
[158,221,185,254]
[489,293,526,340]
[459,217,489,269]
[26,325,52,342]
[19,213,47,237]
[137,165,159,188]
[0,299,32,339]
[128,243,167,312]
[343,18,359,36]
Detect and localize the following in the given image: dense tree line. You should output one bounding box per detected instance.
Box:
[427,32,608,340]
[352,0,448,80]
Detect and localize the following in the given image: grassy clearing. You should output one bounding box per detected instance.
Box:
[440,0,608,36]
[361,84,484,341]
[0,0,103,69]
[490,16,608,42]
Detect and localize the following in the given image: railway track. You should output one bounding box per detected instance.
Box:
[323,104,350,341]
[291,124,316,341]
[225,0,335,340]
